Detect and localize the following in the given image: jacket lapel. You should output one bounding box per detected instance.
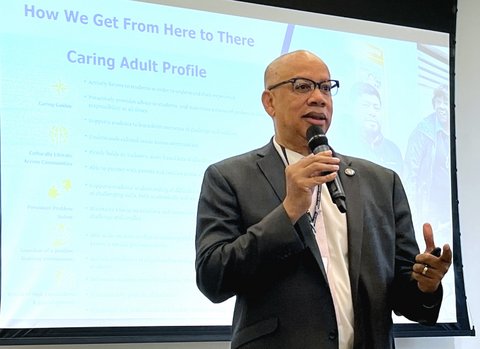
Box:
[337,154,364,301]
[256,142,286,202]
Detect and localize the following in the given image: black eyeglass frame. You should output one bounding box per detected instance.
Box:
[267,77,340,96]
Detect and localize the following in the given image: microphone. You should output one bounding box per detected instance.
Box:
[306,125,347,213]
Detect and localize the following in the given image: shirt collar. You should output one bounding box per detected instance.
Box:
[273,137,305,165]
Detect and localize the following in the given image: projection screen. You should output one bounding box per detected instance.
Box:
[0,0,472,344]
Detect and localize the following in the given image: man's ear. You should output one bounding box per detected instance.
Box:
[261,90,275,117]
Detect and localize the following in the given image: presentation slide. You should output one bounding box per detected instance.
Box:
[0,0,454,328]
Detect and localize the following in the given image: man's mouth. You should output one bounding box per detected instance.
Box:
[302,112,327,121]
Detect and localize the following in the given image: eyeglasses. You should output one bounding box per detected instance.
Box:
[267,77,340,96]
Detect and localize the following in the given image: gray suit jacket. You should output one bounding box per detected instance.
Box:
[195,140,442,349]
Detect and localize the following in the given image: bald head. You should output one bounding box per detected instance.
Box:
[260,49,334,154]
[264,50,330,89]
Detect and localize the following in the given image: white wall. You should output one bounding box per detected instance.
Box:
[451,0,480,347]
[1,1,478,348]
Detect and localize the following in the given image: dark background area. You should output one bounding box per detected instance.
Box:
[239,0,457,33]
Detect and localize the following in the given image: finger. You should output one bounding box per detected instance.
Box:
[302,151,333,163]
[414,262,441,278]
[440,243,453,264]
[314,149,333,157]
[313,153,340,165]
[315,171,338,185]
[411,266,440,291]
[310,165,340,178]
[414,263,430,277]
[422,223,436,252]
[293,153,338,175]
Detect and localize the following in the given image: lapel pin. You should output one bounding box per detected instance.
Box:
[344,168,355,176]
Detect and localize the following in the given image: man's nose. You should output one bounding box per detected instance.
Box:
[307,87,329,105]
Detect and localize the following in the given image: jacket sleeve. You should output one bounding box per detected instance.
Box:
[390,171,443,325]
[195,163,305,303]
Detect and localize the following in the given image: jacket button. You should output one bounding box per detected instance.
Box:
[328,330,338,340]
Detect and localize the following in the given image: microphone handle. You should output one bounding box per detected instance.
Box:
[312,144,347,213]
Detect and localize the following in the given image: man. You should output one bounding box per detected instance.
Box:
[343,82,403,175]
[195,50,451,349]
[404,85,450,234]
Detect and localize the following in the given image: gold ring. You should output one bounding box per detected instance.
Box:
[422,265,429,276]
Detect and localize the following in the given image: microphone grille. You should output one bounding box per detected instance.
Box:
[306,125,328,152]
